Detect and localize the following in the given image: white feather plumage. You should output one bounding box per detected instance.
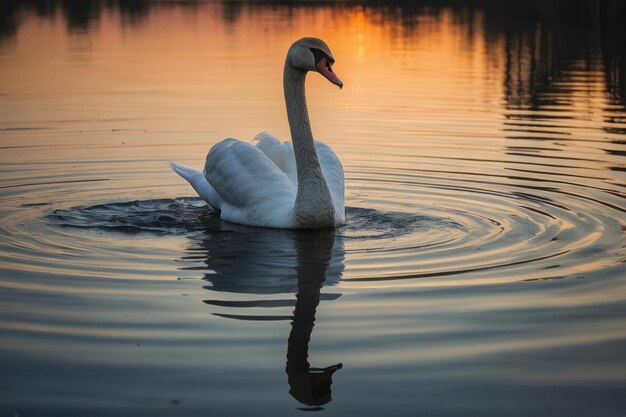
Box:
[171,38,345,229]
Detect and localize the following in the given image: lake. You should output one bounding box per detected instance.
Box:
[1,1,625,415]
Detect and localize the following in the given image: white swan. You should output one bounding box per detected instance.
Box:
[170,37,344,229]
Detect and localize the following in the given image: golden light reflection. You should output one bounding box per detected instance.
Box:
[0,3,506,134]
[0,1,624,288]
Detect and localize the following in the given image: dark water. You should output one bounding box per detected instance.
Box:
[1,1,626,416]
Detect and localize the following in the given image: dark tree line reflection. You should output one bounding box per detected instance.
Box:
[0,0,153,33]
[1,0,624,110]
[365,0,626,110]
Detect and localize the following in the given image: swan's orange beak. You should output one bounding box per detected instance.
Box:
[316,57,343,89]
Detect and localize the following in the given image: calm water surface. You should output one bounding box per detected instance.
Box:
[1,1,626,415]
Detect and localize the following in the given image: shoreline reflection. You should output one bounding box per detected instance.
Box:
[1,1,624,108]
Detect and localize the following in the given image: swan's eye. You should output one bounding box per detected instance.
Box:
[310,47,334,66]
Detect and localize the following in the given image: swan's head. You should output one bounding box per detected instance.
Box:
[287,37,343,89]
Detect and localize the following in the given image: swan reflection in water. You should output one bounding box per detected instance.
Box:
[183,222,344,407]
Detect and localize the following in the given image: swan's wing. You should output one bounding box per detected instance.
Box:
[169,162,217,207]
[205,138,296,227]
[315,140,345,222]
[253,131,297,184]
[252,133,343,219]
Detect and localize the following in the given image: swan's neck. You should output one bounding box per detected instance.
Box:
[284,63,334,228]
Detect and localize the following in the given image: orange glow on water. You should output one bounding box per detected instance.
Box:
[1,4,626,413]
[1,4,506,138]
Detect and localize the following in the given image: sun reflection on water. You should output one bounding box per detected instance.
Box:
[0,1,625,416]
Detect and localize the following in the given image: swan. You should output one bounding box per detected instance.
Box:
[170,37,344,229]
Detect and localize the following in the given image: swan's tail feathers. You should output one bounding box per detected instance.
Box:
[169,161,214,207]
[169,161,197,181]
